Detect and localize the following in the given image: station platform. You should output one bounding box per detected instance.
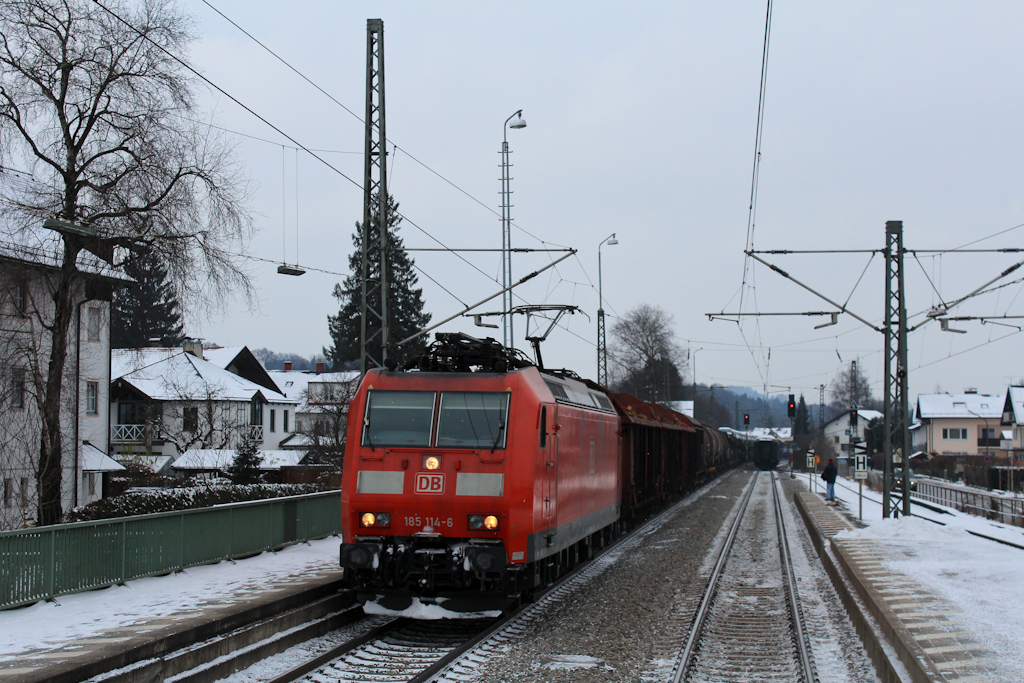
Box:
[792,478,1024,683]
[0,538,346,683]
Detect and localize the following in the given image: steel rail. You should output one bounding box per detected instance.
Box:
[265,616,409,683]
[773,471,818,683]
[672,471,759,683]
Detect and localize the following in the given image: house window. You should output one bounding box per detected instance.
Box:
[12,367,26,409]
[3,479,11,508]
[283,410,289,432]
[20,477,29,507]
[82,471,96,495]
[183,405,199,432]
[942,428,968,440]
[86,307,101,342]
[250,399,263,425]
[834,435,840,443]
[270,409,276,433]
[85,381,99,415]
[11,279,28,315]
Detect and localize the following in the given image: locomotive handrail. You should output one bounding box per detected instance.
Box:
[0,490,341,611]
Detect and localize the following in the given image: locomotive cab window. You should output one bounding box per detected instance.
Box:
[362,391,436,447]
[436,392,510,449]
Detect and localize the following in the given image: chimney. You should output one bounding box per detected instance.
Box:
[316,362,324,374]
[183,339,204,358]
[284,361,292,372]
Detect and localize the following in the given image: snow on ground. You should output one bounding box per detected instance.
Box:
[0,537,341,660]
[802,471,1024,674]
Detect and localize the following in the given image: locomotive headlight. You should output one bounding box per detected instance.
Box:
[359,512,391,528]
[483,515,499,531]
[468,514,484,530]
[423,455,441,470]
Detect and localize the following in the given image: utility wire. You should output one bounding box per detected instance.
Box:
[197,0,567,250]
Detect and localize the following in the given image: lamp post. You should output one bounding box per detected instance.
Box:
[501,110,527,350]
[596,233,618,385]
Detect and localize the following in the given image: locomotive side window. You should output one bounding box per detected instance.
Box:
[435,392,510,449]
[540,406,547,448]
[362,391,436,447]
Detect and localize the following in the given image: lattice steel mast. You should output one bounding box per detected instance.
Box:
[360,19,389,375]
[883,220,912,517]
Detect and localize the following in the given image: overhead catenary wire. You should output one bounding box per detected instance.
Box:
[87,0,525,300]
[196,0,568,251]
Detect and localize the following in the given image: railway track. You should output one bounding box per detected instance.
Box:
[263,478,721,683]
[672,471,817,683]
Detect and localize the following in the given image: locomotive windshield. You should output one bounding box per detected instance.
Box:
[435,392,510,449]
[361,391,435,447]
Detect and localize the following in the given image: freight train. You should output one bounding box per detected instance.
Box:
[338,333,741,613]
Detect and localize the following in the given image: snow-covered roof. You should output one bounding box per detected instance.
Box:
[81,443,125,472]
[265,370,360,410]
[823,408,883,428]
[171,449,305,471]
[118,455,174,473]
[1003,387,1024,424]
[916,393,1004,419]
[201,346,245,369]
[0,225,132,282]
[112,348,294,405]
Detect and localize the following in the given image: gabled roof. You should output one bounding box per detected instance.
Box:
[823,408,883,428]
[1002,387,1024,424]
[202,346,282,395]
[112,348,293,404]
[916,393,1003,419]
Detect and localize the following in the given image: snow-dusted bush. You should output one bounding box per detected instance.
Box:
[64,483,330,522]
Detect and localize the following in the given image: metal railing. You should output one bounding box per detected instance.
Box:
[250,424,264,442]
[0,490,341,610]
[914,480,1024,526]
[111,424,160,442]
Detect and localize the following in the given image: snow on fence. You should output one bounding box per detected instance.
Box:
[0,490,341,610]
[914,480,1024,527]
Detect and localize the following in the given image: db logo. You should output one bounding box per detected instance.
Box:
[415,473,445,494]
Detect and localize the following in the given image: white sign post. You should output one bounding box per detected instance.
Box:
[807,449,816,494]
[855,453,867,520]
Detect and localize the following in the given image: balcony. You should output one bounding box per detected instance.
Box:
[250,424,264,442]
[111,424,160,443]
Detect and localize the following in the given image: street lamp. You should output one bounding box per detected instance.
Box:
[966,407,992,458]
[501,110,527,350]
[596,233,618,385]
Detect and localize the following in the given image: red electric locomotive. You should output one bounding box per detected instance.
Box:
[338,333,725,613]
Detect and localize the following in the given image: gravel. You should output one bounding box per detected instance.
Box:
[443,468,880,682]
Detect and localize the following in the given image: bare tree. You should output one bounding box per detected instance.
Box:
[297,379,357,468]
[829,360,880,412]
[0,0,253,524]
[609,304,688,403]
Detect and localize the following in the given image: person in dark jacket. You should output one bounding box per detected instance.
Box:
[821,458,838,502]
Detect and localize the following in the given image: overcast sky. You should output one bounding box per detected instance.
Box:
[181,0,1024,405]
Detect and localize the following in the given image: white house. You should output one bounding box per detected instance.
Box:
[110,344,297,461]
[1,230,126,529]
[914,391,1004,457]
[266,364,360,450]
[823,408,883,462]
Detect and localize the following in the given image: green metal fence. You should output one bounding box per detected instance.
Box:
[0,491,341,610]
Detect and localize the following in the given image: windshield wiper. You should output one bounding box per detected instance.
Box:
[491,421,505,453]
[364,416,375,451]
